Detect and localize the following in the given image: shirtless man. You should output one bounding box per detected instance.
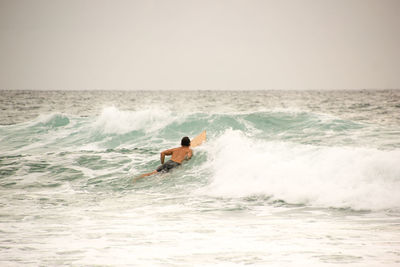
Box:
[137,137,193,179]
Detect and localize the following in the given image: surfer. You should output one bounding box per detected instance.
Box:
[136,137,193,179]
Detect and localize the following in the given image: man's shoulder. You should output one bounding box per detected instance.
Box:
[177,147,191,153]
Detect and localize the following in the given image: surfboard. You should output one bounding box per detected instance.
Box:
[190,130,206,148]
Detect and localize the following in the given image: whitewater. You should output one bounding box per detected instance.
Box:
[1,90,400,266]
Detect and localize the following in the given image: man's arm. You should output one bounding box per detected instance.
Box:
[187,149,193,160]
[160,148,174,164]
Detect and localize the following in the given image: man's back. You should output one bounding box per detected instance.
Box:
[163,146,192,164]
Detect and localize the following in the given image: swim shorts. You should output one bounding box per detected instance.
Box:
[156,160,181,173]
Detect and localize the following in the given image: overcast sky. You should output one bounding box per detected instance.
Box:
[1,0,399,90]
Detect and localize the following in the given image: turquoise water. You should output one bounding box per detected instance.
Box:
[1,90,400,266]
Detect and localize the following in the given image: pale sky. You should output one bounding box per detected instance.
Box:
[1,0,399,90]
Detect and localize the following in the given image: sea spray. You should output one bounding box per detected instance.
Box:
[202,130,400,210]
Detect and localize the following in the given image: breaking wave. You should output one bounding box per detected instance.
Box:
[1,106,400,210]
[201,130,400,210]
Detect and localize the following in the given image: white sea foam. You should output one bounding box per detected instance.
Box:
[202,130,400,210]
[93,106,176,134]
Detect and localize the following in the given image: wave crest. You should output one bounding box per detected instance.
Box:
[93,107,176,134]
[31,113,70,128]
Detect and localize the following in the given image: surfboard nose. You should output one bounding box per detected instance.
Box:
[190,130,206,148]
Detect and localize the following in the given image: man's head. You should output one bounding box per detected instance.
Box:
[181,136,191,147]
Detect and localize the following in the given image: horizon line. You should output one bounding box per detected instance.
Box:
[1,88,399,92]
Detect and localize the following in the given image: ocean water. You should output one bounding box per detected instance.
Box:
[1,90,400,266]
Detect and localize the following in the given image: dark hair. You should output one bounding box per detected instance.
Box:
[181,136,191,147]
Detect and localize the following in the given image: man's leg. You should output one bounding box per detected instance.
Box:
[133,170,158,181]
